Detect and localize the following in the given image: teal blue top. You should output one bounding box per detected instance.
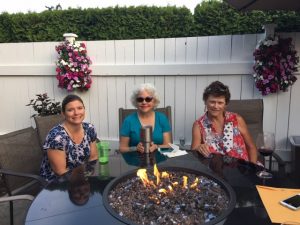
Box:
[120,111,171,147]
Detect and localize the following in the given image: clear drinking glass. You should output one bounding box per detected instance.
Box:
[179,136,185,148]
[256,132,275,179]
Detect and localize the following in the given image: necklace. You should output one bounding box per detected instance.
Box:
[63,123,84,144]
[138,111,155,128]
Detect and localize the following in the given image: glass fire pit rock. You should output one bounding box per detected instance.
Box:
[103,166,236,225]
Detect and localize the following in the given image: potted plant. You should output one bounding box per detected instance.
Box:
[27,93,63,146]
[26,93,61,117]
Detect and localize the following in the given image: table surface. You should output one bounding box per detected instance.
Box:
[25,150,300,225]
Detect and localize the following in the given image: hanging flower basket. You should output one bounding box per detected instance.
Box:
[253,36,299,96]
[55,40,92,92]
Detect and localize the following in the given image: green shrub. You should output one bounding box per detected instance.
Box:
[0,1,299,43]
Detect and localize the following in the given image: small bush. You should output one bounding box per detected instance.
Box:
[26,93,61,117]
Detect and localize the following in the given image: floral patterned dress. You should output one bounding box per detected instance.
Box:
[195,111,249,161]
[40,122,97,182]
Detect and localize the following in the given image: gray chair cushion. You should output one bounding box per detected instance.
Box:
[0,127,42,192]
[34,114,63,148]
[227,99,286,173]
[227,99,263,142]
[0,198,32,225]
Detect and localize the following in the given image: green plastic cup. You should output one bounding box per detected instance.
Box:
[99,163,110,179]
[97,141,110,164]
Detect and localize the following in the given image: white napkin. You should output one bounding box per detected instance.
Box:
[159,143,188,158]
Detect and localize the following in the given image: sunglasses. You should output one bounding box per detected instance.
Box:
[136,96,153,103]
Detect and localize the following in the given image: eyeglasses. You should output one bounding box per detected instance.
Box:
[136,96,153,103]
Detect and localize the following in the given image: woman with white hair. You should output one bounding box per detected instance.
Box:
[119,83,171,153]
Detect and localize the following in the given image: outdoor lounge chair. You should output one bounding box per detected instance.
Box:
[0,127,46,225]
[0,194,34,225]
[227,99,286,175]
[34,114,63,148]
[0,114,64,225]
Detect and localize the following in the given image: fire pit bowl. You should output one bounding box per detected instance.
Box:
[103,166,236,225]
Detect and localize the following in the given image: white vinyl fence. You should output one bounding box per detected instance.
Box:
[0,32,299,160]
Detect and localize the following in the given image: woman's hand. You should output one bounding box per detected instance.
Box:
[195,144,211,158]
[136,142,144,153]
[149,142,158,153]
[136,142,158,153]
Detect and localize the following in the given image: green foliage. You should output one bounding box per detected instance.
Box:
[0,1,299,43]
[26,93,61,117]
[193,0,300,35]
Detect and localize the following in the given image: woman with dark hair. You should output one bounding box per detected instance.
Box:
[191,81,258,163]
[40,94,98,182]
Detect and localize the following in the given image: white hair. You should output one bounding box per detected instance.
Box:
[131,83,160,108]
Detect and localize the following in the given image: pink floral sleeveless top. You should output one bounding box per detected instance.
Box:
[195,111,249,161]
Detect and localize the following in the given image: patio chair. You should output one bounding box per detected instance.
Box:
[118,106,173,141]
[227,99,263,142]
[0,127,46,225]
[0,195,34,225]
[227,99,285,175]
[34,114,63,148]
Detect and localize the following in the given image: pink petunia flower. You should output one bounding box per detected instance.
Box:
[55,40,92,91]
[253,36,298,95]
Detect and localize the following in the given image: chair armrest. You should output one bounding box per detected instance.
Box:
[266,152,286,178]
[0,168,47,187]
[272,152,286,166]
[0,194,34,203]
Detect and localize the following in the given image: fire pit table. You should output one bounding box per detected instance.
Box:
[25,150,300,225]
[103,165,236,225]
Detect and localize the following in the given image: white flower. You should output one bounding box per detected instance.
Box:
[60,60,67,65]
[74,42,80,48]
[261,36,278,47]
[73,84,80,88]
[264,40,272,46]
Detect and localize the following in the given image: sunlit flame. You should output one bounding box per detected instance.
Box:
[153,164,161,185]
[172,181,179,187]
[137,165,199,196]
[183,176,188,188]
[161,171,169,178]
[149,195,160,204]
[190,177,199,189]
[159,188,167,194]
[137,168,156,187]
[137,169,148,187]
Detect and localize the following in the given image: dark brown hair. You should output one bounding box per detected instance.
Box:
[203,81,231,104]
[62,94,84,112]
